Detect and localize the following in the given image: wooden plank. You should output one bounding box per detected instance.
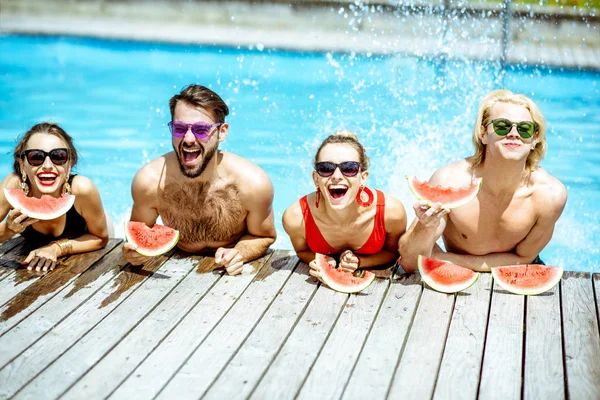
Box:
[0,243,127,370]
[478,281,525,400]
[433,274,492,400]
[156,250,298,400]
[0,236,26,282]
[0,239,121,331]
[342,273,422,400]
[202,259,314,400]
[249,280,348,400]
[56,255,223,400]
[0,240,41,304]
[523,280,564,400]
[296,278,390,400]
[388,281,454,399]
[0,251,170,399]
[109,253,272,400]
[12,252,197,400]
[561,271,600,400]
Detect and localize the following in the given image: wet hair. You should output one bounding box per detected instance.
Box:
[314,130,370,170]
[470,89,547,175]
[13,122,78,176]
[169,84,229,123]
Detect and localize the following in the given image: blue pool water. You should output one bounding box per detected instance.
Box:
[0,35,598,272]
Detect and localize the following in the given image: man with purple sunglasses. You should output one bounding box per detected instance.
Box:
[123,84,276,275]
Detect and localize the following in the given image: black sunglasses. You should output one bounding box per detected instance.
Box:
[22,148,69,166]
[487,118,537,139]
[315,161,362,177]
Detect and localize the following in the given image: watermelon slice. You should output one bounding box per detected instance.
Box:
[406,176,482,209]
[4,187,75,220]
[316,253,375,294]
[417,255,479,293]
[125,221,180,257]
[491,264,563,295]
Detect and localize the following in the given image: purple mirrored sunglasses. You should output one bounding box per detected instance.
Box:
[168,120,222,140]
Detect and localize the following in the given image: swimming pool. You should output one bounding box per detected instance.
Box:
[1,35,598,272]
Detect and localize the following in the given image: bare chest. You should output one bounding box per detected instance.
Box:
[157,181,246,250]
[444,196,537,254]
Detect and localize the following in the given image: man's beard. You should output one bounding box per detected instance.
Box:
[176,142,218,179]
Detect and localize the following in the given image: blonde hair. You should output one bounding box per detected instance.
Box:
[314,130,369,170]
[470,90,547,175]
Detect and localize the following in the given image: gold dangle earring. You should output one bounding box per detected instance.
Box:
[20,171,29,196]
[63,174,72,195]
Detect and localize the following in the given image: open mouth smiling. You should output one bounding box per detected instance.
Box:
[182,147,202,164]
[328,184,348,199]
[36,172,58,186]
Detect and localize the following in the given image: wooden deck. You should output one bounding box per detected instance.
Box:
[0,236,599,400]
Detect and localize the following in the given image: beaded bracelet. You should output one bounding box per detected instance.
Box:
[51,238,73,256]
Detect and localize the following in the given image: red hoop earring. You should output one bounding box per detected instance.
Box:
[315,187,321,208]
[356,186,374,207]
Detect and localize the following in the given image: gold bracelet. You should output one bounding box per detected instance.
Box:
[51,238,73,256]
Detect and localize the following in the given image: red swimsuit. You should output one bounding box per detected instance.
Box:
[299,189,386,255]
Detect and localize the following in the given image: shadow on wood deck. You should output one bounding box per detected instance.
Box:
[0,236,599,399]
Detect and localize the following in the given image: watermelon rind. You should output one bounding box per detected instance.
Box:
[417,255,479,294]
[406,176,483,209]
[125,221,180,257]
[316,253,375,294]
[4,187,75,221]
[491,265,563,295]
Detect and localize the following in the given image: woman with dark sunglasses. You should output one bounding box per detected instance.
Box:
[283,131,407,279]
[0,123,109,272]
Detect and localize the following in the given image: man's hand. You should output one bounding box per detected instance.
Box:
[122,242,152,266]
[23,243,61,272]
[6,208,39,234]
[215,247,244,276]
[339,250,359,273]
[309,254,336,282]
[414,201,449,229]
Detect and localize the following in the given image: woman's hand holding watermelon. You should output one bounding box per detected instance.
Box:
[5,208,39,234]
[22,243,61,272]
[309,254,335,282]
[339,250,359,273]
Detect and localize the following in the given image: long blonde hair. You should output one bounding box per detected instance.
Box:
[470,90,547,175]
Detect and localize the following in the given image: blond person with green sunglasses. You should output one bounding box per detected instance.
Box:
[399,90,567,273]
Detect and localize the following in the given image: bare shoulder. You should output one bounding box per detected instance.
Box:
[0,173,21,191]
[383,192,407,224]
[0,173,21,205]
[222,152,274,199]
[70,175,100,198]
[531,168,568,213]
[429,159,473,187]
[132,155,167,197]
[282,200,304,236]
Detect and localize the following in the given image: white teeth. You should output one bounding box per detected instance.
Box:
[183,148,200,153]
[38,174,56,178]
[328,185,348,190]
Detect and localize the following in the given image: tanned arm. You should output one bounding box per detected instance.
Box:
[123,163,161,265]
[282,200,315,265]
[231,171,277,262]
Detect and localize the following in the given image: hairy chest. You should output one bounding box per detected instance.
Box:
[157,180,246,244]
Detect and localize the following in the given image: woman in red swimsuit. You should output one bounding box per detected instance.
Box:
[283,131,407,280]
[0,123,110,272]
